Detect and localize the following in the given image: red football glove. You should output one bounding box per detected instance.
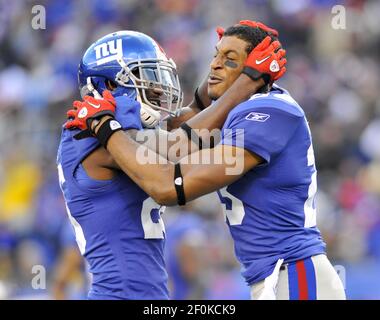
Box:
[216,20,279,40]
[65,90,115,130]
[65,90,116,139]
[243,36,287,84]
[216,26,225,40]
[238,20,279,37]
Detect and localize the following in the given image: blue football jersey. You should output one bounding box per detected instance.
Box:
[56,127,168,300]
[218,85,326,285]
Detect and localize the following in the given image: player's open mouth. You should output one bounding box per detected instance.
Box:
[208,74,223,85]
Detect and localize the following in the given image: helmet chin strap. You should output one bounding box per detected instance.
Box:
[136,93,162,129]
[86,77,103,99]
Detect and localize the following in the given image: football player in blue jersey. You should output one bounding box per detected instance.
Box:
[58,27,286,299]
[66,22,346,300]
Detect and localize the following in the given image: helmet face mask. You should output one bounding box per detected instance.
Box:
[78,30,183,117]
[115,57,183,116]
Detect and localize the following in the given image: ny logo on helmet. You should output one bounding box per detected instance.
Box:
[94,39,123,65]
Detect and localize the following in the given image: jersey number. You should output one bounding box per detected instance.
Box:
[304,142,317,228]
[217,187,246,225]
[141,197,166,239]
[58,164,87,254]
[58,164,166,255]
[217,140,317,229]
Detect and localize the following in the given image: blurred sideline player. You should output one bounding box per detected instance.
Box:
[67,23,345,299]
[51,221,88,300]
[165,211,208,299]
[59,28,285,299]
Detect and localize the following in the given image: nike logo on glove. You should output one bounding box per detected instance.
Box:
[255,55,271,65]
[87,101,101,108]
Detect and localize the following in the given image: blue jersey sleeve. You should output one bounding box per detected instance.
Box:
[221,106,302,163]
[114,96,142,130]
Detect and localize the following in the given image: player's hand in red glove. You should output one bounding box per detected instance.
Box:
[238,20,279,37]
[65,90,116,139]
[243,36,287,84]
[216,26,225,40]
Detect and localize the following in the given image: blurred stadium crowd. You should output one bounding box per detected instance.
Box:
[0,0,380,299]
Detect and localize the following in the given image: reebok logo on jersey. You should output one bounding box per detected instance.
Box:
[245,112,270,122]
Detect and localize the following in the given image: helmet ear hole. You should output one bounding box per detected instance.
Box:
[105,79,117,91]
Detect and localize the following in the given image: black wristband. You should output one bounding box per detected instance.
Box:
[95,118,122,149]
[180,123,203,150]
[194,87,207,110]
[174,163,186,206]
[242,66,270,85]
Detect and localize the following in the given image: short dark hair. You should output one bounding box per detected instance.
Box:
[223,25,278,54]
